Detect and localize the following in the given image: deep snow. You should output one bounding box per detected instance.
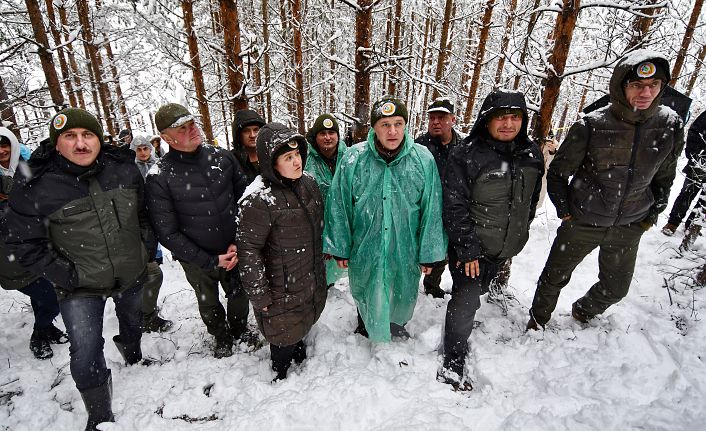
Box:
[1,162,706,431]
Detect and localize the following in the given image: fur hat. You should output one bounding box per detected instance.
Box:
[49,108,104,147]
[130,135,153,151]
[370,95,408,127]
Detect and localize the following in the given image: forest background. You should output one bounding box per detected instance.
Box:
[0,0,705,148]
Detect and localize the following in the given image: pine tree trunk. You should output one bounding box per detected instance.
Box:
[45,0,76,107]
[555,102,569,141]
[625,0,661,49]
[291,0,306,133]
[352,0,373,142]
[512,0,541,90]
[81,39,103,125]
[76,0,116,135]
[432,0,454,100]
[25,0,65,109]
[387,0,402,95]
[670,0,704,88]
[0,76,20,137]
[494,0,518,86]
[462,0,495,132]
[458,15,476,109]
[181,0,214,145]
[685,42,706,96]
[103,41,130,130]
[57,3,86,109]
[219,0,249,112]
[261,0,273,121]
[534,0,580,142]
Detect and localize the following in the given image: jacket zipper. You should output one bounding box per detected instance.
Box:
[615,123,642,225]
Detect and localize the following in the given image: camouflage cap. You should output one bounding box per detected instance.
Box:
[155,103,195,132]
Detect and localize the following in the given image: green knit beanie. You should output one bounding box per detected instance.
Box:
[49,108,104,147]
[155,103,194,132]
[370,95,408,127]
[307,114,339,143]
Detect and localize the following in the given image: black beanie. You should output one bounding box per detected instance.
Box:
[370,95,408,127]
[623,60,669,85]
[307,114,339,143]
[49,108,104,147]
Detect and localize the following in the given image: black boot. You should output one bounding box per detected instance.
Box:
[354,310,368,338]
[113,335,145,365]
[44,324,69,344]
[80,373,115,431]
[143,312,174,333]
[292,340,307,365]
[29,330,53,360]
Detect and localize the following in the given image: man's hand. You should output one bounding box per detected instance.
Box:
[336,259,349,269]
[561,215,573,222]
[457,259,480,278]
[420,265,433,275]
[218,244,238,271]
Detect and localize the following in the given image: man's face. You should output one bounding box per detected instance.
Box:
[160,120,202,152]
[123,135,133,145]
[428,112,455,140]
[150,139,161,149]
[273,148,303,180]
[0,142,10,168]
[624,78,662,110]
[373,116,406,151]
[56,127,101,166]
[135,145,152,162]
[240,125,260,150]
[315,129,338,157]
[487,113,523,142]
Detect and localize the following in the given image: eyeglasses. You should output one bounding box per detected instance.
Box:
[625,80,662,91]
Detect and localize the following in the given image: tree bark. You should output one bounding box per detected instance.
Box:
[0,76,20,138]
[57,3,86,109]
[670,0,703,87]
[512,0,541,90]
[219,0,249,112]
[103,41,130,130]
[494,0,518,87]
[291,0,306,133]
[626,0,661,49]
[181,0,214,145]
[45,0,76,107]
[352,0,373,142]
[262,0,273,121]
[534,0,580,142]
[25,0,65,110]
[685,42,706,96]
[462,0,495,132]
[432,0,454,99]
[76,0,115,135]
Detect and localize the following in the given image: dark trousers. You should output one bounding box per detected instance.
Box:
[270,340,306,376]
[142,261,164,316]
[668,166,705,226]
[530,220,644,326]
[59,282,143,391]
[423,259,447,297]
[180,261,249,340]
[443,258,502,363]
[17,277,60,330]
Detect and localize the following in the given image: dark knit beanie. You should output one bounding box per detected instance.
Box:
[308,114,339,141]
[370,95,408,127]
[272,139,301,161]
[487,108,524,120]
[49,108,104,147]
[623,60,669,85]
[155,103,194,132]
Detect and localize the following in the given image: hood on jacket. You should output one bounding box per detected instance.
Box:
[609,49,670,123]
[467,89,531,144]
[0,127,21,177]
[256,122,308,188]
[232,109,266,149]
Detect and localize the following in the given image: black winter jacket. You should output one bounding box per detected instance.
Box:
[232,109,266,182]
[444,90,544,262]
[685,110,706,172]
[3,144,154,297]
[414,129,461,186]
[146,144,249,269]
[547,51,684,226]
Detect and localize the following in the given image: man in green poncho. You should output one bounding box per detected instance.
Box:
[304,114,349,287]
[323,95,447,342]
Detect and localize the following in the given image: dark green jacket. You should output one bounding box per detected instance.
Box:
[548,51,685,227]
[3,144,154,297]
[1,176,39,290]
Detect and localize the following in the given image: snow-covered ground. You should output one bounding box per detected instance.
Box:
[2,169,706,430]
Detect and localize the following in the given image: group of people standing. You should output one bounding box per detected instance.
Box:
[0,49,695,429]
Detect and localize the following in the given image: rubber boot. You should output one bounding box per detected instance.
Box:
[113,335,143,365]
[80,372,115,431]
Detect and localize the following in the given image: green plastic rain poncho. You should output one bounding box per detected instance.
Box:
[305,140,350,286]
[323,129,447,342]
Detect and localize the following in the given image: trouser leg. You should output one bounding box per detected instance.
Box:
[270,343,297,379]
[574,224,644,317]
[180,261,229,339]
[225,267,250,338]
[113,283,145,364]
[141,262,164,316]
[59,295,109,391]
[18,277,60,330]
[442,258,499,366]
[423,259,447,298]
[668,167,704,226]
[530,221,601,326]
